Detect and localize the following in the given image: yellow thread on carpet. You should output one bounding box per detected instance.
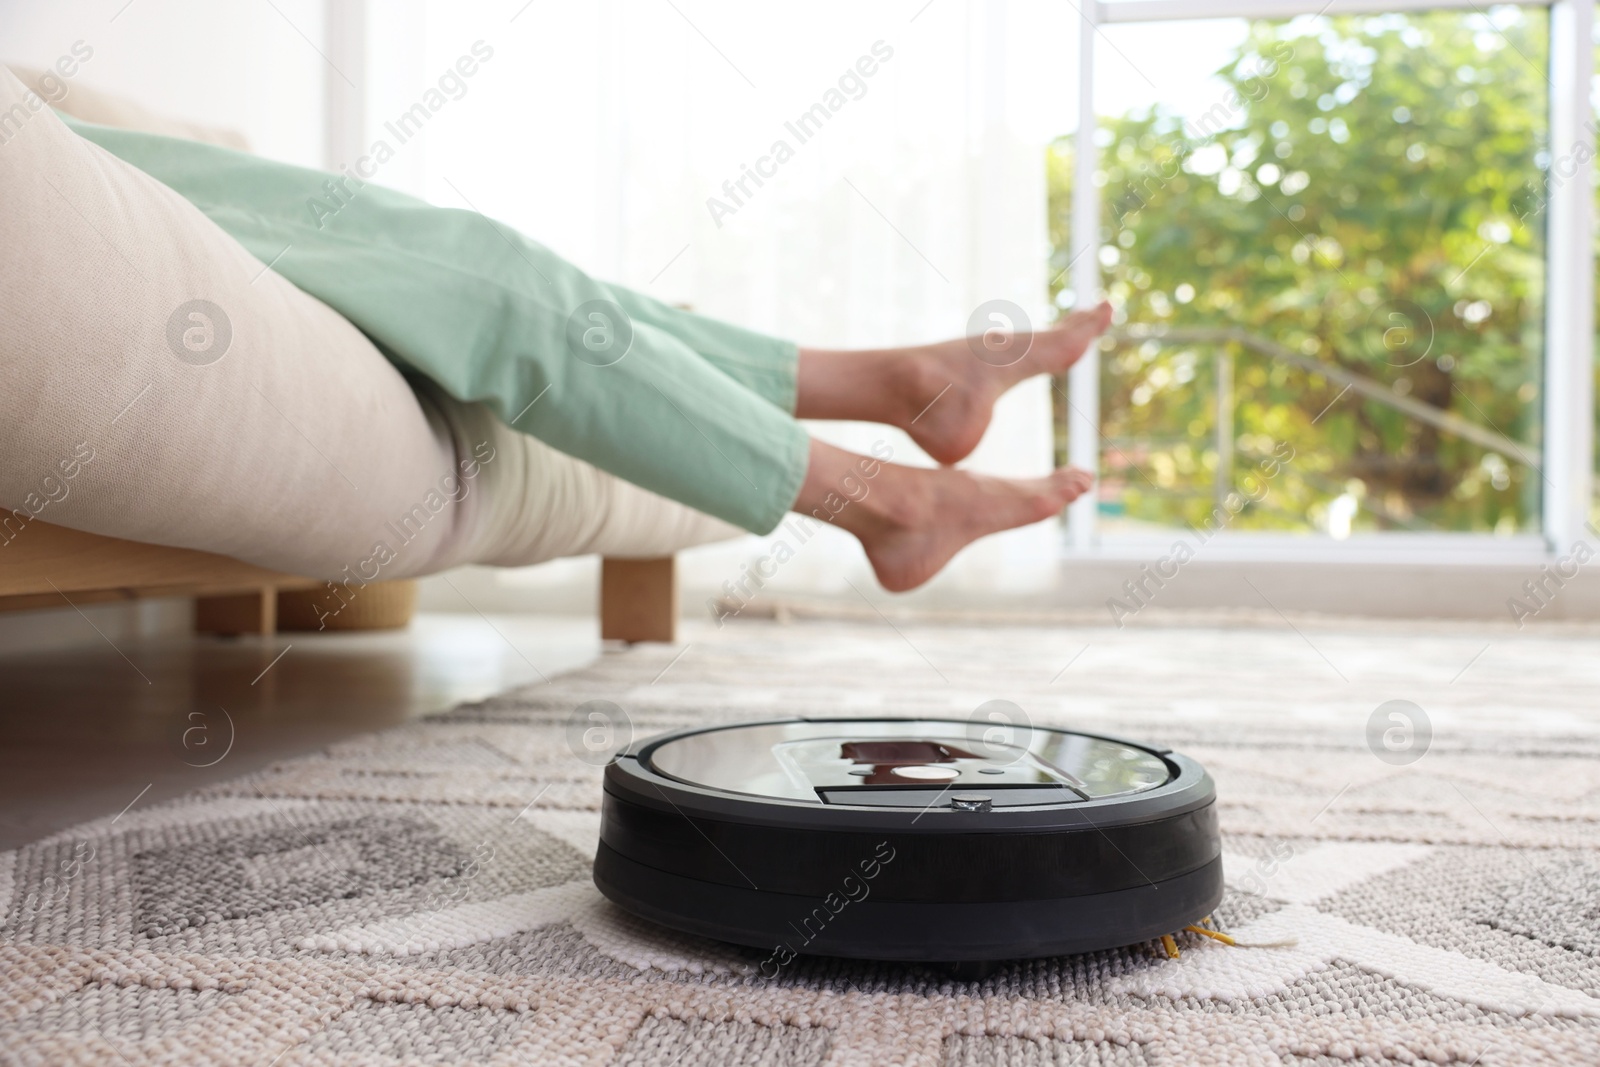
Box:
[1160,934,1180,959]
[1184,924,1237,945]
[1227,935,1301,948]
[1175,916,1299,951]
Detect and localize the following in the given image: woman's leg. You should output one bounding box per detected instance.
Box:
[796,440,1094,592]
[599,283,799,414]
[64,115,1094,590]
[66,117,809,536]
[550,285,1105,590]
[605,282,1111,469]
[795,302,1113,465]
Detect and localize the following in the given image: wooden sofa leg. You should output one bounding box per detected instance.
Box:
[600,557,677,643]
[195,586,278,636]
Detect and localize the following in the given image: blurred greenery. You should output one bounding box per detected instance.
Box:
[1047,9,1549,535]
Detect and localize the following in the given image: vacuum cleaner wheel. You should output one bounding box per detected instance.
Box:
[594,718,1222,966]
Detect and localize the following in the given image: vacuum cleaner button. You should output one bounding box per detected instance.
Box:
[950,794,993,812]
[890,765,960,781]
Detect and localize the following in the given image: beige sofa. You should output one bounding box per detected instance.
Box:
[0,69,686,641]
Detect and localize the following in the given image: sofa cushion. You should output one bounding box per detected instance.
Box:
[10,64,251,150]
[0,64,481,578]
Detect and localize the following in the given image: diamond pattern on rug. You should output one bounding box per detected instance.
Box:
[132,815,470,936]
[1315,845,1600,997]
[303,1000,533,1064]
[8,982,229,1040]
[1473,854,1600,958]
[1201,958,1595,1039]
[423,921,641,981]
[614,1016,831,1067]
[941,1034,1149,1067]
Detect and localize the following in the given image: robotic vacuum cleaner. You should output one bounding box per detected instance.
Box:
[594,717,1222,964]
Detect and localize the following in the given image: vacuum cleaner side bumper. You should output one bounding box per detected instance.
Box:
[593,841,1226,963]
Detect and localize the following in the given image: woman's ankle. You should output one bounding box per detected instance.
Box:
[794,439,909,532]
[795,346,942,429]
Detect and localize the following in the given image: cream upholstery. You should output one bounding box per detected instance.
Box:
[11,65,252,150]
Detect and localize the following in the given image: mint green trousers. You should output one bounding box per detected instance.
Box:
[66,118,809,534]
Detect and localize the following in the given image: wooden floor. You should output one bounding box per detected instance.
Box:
[0,613,601,849]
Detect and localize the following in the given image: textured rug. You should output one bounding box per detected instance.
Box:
[3,616,1599,1066]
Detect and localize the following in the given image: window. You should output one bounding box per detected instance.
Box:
[1053,0,1593,553]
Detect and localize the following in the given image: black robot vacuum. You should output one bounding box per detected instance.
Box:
[593,717,1222,966]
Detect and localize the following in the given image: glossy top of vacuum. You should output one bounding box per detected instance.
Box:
[652,716,1167,795]
[608,717,1211,828]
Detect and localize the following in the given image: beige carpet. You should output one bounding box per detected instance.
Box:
[3,616,1599,1065]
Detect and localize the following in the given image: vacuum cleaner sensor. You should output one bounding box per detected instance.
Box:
[594,718,1222,964]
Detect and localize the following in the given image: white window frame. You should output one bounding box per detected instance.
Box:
[1065,0,1595,561]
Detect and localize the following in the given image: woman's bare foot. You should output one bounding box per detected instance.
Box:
[795,301,1113,466]
[796,439,1095,592]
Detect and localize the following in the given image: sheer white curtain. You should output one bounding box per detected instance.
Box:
[372,0,1078,599]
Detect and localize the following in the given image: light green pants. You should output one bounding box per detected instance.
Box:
[65,117,809,534]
